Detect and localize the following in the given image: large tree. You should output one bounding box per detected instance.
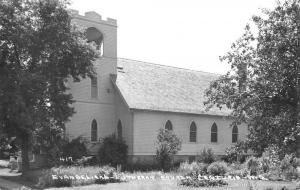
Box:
[0,0,98,172]
[205,0,300,156]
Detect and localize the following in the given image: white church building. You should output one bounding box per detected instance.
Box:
[65,10,248,163]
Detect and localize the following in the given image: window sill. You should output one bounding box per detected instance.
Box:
[210,142,219,145]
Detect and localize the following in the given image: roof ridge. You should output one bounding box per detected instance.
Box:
[118,57,221,76]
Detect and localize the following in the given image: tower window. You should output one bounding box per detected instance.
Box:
[91,119,98,142]
[117,120,122,139]
[190,121,197,142]
[211,122,218,143]
[91,76,98,98]
[86,27,104,56]
[165,120,173,130]
[232,125,238,143]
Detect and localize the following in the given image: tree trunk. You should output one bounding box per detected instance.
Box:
[296,96,300,157]
[21,133,30,174]
[296,62,300,157]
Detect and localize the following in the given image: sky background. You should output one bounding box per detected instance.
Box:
[69,0,277,74]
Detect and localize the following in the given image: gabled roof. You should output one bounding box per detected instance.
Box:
[115,58,230,116]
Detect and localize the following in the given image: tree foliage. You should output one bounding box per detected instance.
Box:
[205,0,300,156]
[155,128,182,171]
[224,141,248,163]
[0,0,98,171]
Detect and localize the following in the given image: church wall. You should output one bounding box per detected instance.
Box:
[65,101,116,141]
[132,110,247,158]
[114,88,134,155]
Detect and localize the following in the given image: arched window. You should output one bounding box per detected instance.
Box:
[165,120,173,130]
[211,122,218,143]
[117,120,122,139]
[91,76,98,99]
[91,119,98,142]
[232,125,238,143]
[189,121,197,142]
[86,27,104,56]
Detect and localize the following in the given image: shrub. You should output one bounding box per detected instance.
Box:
[226,162,248,177]
[223,141,248,163]
[207,161,228,176]
[226,168,248,177]
[260,145,281,170]
[98,134,128,167]
[155,129,182,171]
[0,135,12,159]
[228,162,243,170]
[198,148,216,164]
[257,144,283,180]
[260,156,271,173]
[245,156,261,176]
[280,154,300,180]
[171,161,181,170]
[180,172,228,187]
[178,161,208,175]
[62,137,88,163]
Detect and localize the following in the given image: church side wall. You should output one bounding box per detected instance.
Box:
[65,101,116,141]
[114,88,134,155]
[131,110,247,163]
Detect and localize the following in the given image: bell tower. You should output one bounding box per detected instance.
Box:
[68,9,118,102]
[70,10,117,71]
[66,10,118,149]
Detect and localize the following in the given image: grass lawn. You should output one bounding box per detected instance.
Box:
[1,167,299,190]
[45,178,299,190]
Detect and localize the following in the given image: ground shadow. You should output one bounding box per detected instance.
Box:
[0,167,42,189]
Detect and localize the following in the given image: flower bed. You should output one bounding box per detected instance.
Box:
[179,172,228,187]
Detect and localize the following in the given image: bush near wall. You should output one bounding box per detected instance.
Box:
[98,134,128,167]
[207,161,228,176]
[223,141,249,163]
[178,161,208,175]
[155,129,182,171]
[198,148,216,164]
[62,137,88,162]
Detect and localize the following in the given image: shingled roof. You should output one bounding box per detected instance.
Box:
[115,58,231,116]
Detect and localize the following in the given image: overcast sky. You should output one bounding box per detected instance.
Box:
[69,0,277,74]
